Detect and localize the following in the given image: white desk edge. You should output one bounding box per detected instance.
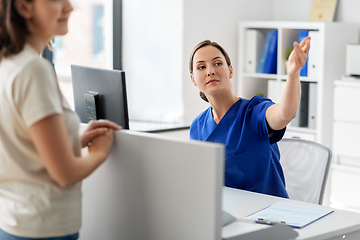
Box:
[223,187,360,240]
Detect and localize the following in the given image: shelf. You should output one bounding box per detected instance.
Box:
[286,126,317,134]
[279,75,318,83]
[241,73,278,79]
[240,21,325,30]
[238,21,358,148]
[241,73,318,83]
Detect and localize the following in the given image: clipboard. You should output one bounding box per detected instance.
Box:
[245,201,334,229]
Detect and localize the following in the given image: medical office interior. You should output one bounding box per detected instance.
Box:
[48,0,360,239]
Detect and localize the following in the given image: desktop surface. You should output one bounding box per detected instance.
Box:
[223,187,360,240]
[129,120,189,133]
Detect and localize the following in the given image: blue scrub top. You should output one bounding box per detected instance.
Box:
[190,96,289,198]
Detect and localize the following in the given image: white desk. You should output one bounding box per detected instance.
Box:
[223,187,360,240]
[129,120,189,133]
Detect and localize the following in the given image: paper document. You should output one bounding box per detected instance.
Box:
[245,201,334,228]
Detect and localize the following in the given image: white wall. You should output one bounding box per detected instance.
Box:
[272,0,360,39]
[271,0,313,21]
[271,0,360,24]
[335,0,360,27]
[183,0,360,124]
[182,0,273,124]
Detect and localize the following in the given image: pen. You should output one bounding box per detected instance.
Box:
[256,218,286,225]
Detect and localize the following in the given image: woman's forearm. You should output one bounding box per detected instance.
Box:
[30,114,113,188]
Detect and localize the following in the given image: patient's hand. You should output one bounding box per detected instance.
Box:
[81,120,121,148]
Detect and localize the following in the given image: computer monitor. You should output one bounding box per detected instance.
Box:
[71,65,129,129]
[80,129,225,240]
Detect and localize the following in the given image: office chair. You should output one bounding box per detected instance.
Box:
[278,138,332,205]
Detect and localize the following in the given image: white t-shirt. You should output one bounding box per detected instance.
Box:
[0,44,82,238]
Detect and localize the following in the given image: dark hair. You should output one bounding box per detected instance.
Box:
[189,40,232,102]
[0,0,33,60]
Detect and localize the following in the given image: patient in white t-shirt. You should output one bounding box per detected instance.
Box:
[0,0,121,239]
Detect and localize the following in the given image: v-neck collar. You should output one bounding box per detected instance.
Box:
[210,98,241,125]
[201,98,241,141]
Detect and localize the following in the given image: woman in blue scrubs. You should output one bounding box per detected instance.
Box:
[189,38,310,198]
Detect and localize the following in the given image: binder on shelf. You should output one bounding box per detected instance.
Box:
[257,31,273,73]
[290,82,309,127]
[280,80,286,96]
[267,79,278,103]
[308,82,317,129]
[245,29,265,73]
[264,30,278,74]
[308,31,320,79]
[268,80,286,104]
[299,30,309,77]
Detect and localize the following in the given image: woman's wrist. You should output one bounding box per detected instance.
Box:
[88,151,108,164]
[287,70,301,78]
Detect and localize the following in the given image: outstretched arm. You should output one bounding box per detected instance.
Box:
[265,36,311,131]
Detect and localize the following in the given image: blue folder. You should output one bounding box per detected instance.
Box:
[299,30,309,77]
[264,30,278,74]
[257,31,273,73]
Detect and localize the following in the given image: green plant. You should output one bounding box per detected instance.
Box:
[284,47,293,60]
